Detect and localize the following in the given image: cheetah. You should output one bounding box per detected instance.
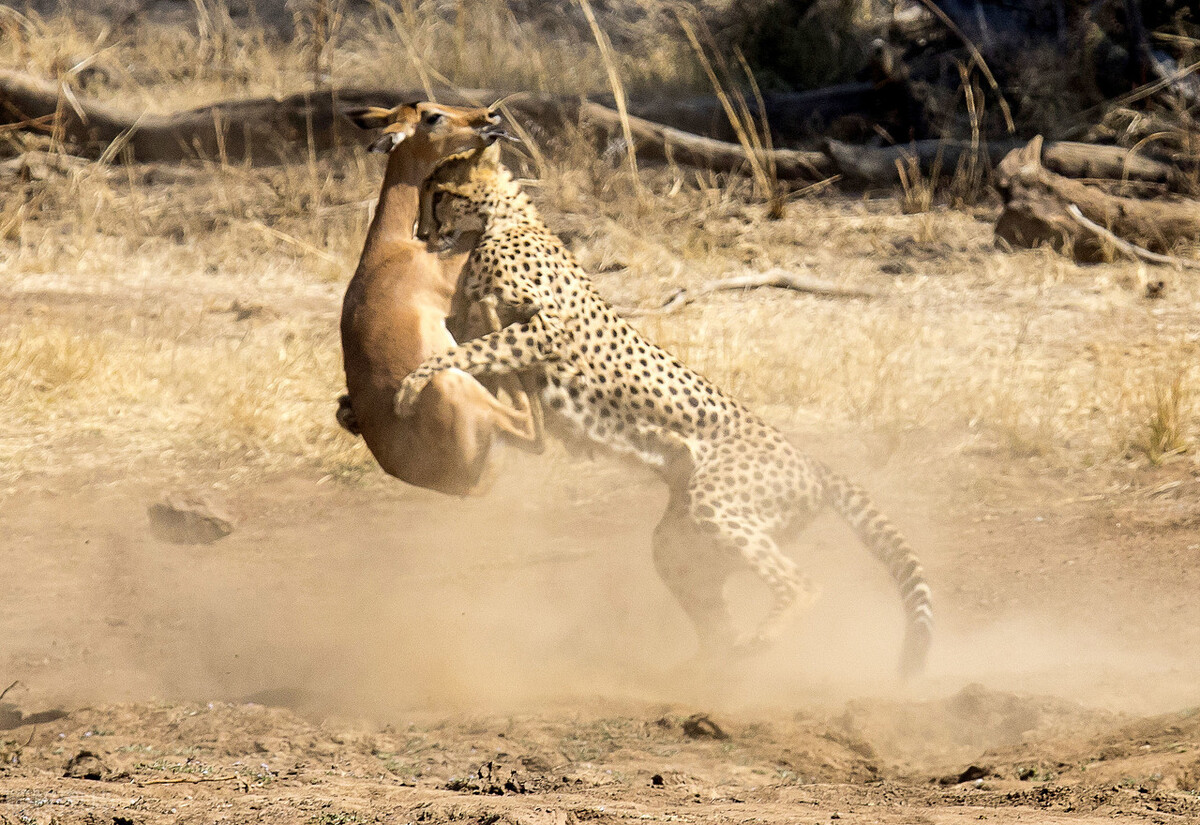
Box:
[397,142,934,675]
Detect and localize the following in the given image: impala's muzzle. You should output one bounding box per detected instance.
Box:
[480,113,520,144]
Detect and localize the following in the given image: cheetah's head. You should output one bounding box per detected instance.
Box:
[426,141,514,197]
[416,142,520,240]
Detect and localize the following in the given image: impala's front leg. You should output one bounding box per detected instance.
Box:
[395,313,566,418]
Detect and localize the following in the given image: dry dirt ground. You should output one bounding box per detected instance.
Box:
[3,444,1200,825]
[4,174,1200,821]
[3,15,1200,816]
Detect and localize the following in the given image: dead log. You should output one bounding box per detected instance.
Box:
[0,69,417,161]
[825,137,1191,191]
[995,136,1200,262]
[0,70,834,179]
[575,102,833,181]
[1039,142,1192,192]
[825,139,1017,187]
[625,81,926,144]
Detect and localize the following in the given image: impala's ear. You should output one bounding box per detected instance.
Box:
[367,114,420,153]
[343,105,420,153]
[360,108,422,152]
[344,106,398,130]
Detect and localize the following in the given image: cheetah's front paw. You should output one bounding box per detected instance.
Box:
[394,374,430,418]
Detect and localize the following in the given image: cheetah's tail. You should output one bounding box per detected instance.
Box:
[817,464,933,678]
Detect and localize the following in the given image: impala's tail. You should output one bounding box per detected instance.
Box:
[817,464,933,678]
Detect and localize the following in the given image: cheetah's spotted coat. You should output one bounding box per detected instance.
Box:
[397,150,933,673]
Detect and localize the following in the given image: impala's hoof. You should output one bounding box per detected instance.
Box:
[336,395,361,436]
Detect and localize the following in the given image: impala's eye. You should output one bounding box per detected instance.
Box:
[423,112,444,126]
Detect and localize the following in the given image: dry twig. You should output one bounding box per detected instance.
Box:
[138,774,244,786]
[619,269,876,316]
[1066,204,1200,270]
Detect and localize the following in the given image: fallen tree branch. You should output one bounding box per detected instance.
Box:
[827,138,1013,186]
[827,138,1191,191]
[618,269,876,317]
[0,69,407,161]
[0,69,833,178]
[1040,142,1192,192]
[621,76,927,145]
[1066,204,1200,269]
[995,136,1200,261]
[578,101,832,180]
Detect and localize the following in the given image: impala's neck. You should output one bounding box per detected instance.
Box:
[360,148,433,261]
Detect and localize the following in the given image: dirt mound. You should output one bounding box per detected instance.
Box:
[983,705,1200,792]
[837,683,1124,773]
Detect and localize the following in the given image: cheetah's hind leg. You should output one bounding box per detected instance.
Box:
[729,531,821,657]
[652,508,739,661]
[686,506,820,657]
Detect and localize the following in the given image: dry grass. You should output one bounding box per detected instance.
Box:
[0,0,700,111]
[1131,372,1192,465]
[3,7,1200,499]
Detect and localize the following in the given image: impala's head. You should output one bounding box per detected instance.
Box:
[345,101,512,168]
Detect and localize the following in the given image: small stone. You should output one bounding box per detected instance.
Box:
[147,493,234,545]
[681,713,729,740]
[957,765,992,783]
[64,750,108,780]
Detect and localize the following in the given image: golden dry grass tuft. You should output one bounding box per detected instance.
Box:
[1131,372,1192,466]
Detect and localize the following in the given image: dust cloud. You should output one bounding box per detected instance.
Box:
[8,451,1194,729]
